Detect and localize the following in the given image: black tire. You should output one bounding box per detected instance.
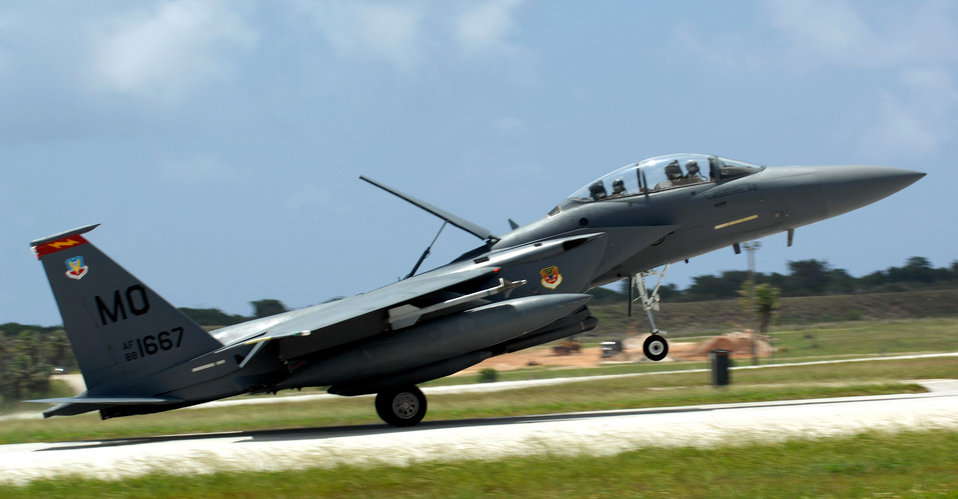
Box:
[375,385,427,427]
[643,334,669,361]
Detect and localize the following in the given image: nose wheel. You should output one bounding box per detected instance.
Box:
[643,334,669,361]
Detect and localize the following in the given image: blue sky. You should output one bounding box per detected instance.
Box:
[2,0,956,326]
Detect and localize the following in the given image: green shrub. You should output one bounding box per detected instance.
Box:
[478,368,498,383]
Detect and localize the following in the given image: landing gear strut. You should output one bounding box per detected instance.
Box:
[376,385,427,427]
[629,265,671,361]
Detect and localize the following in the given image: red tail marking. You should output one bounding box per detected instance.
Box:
[33,236,89,258]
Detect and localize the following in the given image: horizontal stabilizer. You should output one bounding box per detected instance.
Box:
[360,175,498,242]
[27,396,182,405]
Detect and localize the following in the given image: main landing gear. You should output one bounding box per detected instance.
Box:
[376,385,427,427]
[629,265,671,362]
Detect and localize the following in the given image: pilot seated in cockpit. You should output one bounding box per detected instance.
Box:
[654,160,684,190]
[610,178,627,197]
[673,160,706,186]
[589,180,608,200]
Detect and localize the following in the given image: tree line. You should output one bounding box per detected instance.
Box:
[0,326,72,403]
[178,298,289,326]
[659,256,957,302]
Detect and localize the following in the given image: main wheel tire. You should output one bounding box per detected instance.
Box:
[375,385,427,427]
[643,334,669,362]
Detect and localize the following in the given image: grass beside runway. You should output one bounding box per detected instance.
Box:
[0,381,926,444]
[2,318,955,444]
[2,353,953,443]
[3,428,958,497]
[426,317,958,385]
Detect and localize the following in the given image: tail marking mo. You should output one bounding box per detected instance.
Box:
[96,285,151,325]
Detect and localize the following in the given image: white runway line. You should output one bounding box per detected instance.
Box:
[6,351,955,418]
[173,351,958,408]
[2,385,958,485]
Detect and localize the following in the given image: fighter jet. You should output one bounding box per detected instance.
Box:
[28,153,923,426]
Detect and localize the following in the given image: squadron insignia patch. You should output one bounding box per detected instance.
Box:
[65,256,89,280]
[539,265,563,289]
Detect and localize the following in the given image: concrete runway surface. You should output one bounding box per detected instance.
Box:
[2,379,958,485]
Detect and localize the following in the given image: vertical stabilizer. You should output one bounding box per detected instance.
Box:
[31,225,222,393]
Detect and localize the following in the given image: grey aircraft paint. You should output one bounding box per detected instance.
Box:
[27,153,923,426]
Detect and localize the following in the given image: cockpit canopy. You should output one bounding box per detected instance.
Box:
[559,153,764,210]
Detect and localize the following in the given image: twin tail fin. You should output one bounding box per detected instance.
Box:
[31,224,221,394]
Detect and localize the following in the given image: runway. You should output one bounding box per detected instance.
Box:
[2,380,958,485]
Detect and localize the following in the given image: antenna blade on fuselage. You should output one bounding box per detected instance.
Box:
[360,175,498,242]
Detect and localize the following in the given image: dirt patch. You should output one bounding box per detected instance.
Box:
[458,332,772,375]
[670,331,773,361]
[458,347,608,375]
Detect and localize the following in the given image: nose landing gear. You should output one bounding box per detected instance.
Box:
[642,333,669,361]
[629,265,671,362]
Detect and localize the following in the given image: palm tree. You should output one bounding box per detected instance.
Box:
[739,282,782,363]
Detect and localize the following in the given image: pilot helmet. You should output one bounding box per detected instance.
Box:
[588,180,607,200]
[611,178,626,194]
[685,160,700,176]
[665,160,682,180]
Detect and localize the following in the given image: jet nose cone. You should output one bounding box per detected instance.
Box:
[817,165,925,217]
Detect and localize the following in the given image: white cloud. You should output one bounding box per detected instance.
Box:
[768,1,958,159]
[675,1,958,72]
[861,68,958,158]
[673,1,958,158]
[294,1,427,70]
[455,0,523,57]
[293,0,527,70]
[671,21,767,71]
[765,0,871,66]
[93,0,257,100]
[763,0,958,69]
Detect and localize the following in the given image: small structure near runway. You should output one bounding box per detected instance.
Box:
[710,349,731,386]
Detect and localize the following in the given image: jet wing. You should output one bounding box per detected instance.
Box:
[212,265,499,353]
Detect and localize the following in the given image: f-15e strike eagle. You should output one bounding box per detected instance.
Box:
[28,153,923,426]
